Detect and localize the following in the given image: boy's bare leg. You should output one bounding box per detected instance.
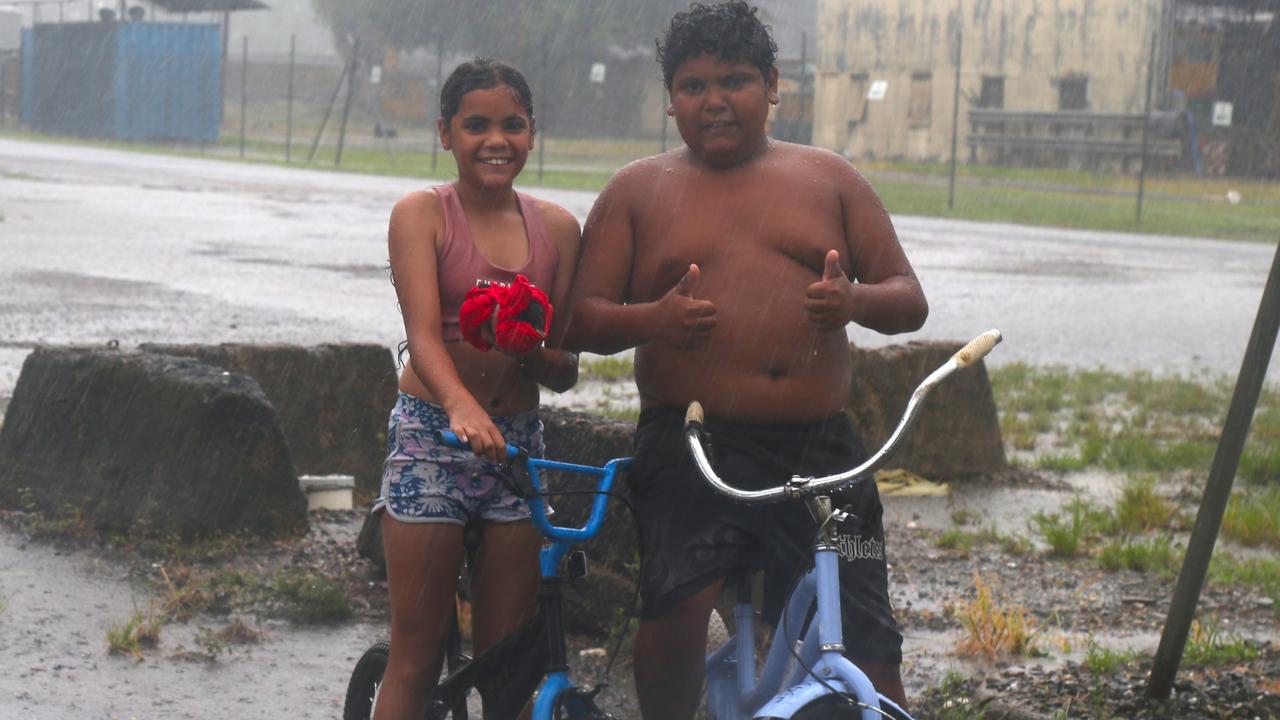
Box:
[858,661,907,709]
[633,580,725,720]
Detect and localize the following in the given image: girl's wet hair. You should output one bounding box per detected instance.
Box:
[439,57,534,125]
[657,1,777,89]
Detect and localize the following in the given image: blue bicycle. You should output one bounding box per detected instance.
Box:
[343,436,632,720]
[687,330,1003,720]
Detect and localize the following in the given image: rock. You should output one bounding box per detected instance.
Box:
[847,341,1006,480]
[0,347,306,538]
[140,343,398,497]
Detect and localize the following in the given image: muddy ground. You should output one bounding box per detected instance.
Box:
[2,465,1276,719]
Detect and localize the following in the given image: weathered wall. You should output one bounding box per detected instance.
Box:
[815,0,1170,160]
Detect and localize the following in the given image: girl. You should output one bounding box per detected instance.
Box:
[372,58,581,719]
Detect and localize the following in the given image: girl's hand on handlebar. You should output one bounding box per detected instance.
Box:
[804,250,855,331]
[447,400,506,463]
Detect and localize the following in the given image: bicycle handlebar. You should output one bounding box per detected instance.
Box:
[684,329,1003,503]
[436,430,630,543]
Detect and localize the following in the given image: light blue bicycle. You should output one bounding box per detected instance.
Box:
[686,330,1003,720]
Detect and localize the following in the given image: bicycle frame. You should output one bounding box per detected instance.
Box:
[705,504,909,720]
[694,329,1002,720]
[438,432,631,720]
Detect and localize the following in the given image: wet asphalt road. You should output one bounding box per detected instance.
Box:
[3,136,1275,411]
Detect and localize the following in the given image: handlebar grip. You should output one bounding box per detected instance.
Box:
[952,329,1002,368]
[436,431,518,459]
[685,401,705,429]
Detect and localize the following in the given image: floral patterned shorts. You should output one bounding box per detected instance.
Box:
[373,392,545,524]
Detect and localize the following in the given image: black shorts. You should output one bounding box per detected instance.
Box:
[628,406,902,665]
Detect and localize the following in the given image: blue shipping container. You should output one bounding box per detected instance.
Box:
[20,21,221,143]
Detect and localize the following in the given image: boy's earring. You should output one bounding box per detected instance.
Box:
[666,105,675,116]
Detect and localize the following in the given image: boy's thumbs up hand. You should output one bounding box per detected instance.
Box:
[656,263,717,349]
[805,250,855,331]
[673,263,700,297]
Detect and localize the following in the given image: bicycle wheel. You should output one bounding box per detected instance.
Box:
[784,693,911,720]
[343,641,390,720]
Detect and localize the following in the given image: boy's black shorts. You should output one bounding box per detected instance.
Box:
[628,406,903,665]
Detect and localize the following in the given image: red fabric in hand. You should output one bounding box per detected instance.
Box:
[458,284,506,351]
[495,275,553,354]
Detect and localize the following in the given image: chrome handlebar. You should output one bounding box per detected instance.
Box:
[683,329,1003,503]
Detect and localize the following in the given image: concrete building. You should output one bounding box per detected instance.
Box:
[814,0,1175,162]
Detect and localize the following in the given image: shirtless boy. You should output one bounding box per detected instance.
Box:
[564,2,927,718]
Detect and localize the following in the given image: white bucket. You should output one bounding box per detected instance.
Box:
[298,474,355,511]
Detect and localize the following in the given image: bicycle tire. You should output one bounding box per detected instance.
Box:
[343,641,391,720]
[776,693,911,720]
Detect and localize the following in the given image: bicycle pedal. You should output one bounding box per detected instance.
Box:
[567,550,588,580]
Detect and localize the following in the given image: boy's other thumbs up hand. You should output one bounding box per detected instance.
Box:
[805,250,854,332]
[657,263,716,349]
[823,250,846,281]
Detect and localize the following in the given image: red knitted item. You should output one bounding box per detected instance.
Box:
[495,275,552,354]
[458,283,505,351]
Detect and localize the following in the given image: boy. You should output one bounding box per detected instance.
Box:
[564,2,927,717]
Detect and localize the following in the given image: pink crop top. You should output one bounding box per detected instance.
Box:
[434,183,559,342]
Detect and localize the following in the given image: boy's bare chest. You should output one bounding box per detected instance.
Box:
[630,180,844,298]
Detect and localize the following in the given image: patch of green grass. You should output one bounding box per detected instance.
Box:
[1030,497,1110,557]
[1182,616,1260,666]
[1097,535,1181,575]
[1209,554,1280,612]
[106,608,163,660]
[579,356,635,382]
[1081,638,1140,675]
[1222,486,1280,547]
[936,525,1031,556]
[990,364,1280,482]
[1112,475,1182,533]
[268,571,352,624]
[913,670,985,719]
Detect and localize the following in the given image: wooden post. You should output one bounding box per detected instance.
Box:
[1147,240,1280,699]
[285,34,294,162]
[1137,31,1157,222]
[948,26,963,211]
[335,37,360,167]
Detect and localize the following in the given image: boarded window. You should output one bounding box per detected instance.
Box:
[979,76,1005,109]
[908,72,932,127]
[846,72,869,128]
[1058,75,1089,110]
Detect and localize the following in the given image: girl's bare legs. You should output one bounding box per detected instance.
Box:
[471,519,543,718]
[372,514,465,720]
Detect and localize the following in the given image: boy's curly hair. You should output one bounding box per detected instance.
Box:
[657,1,777,89]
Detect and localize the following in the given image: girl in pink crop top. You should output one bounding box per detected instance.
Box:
[374,58,582,719]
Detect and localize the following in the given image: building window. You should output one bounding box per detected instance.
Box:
[979,76,1005,109]
[1058,75,1089,110]
[846,72,869,128]
[908,72,932,127]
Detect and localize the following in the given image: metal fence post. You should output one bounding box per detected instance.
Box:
[285,34,294,162]
[1147,239,1280,698]
[239,36,247,159]
[1137,31,1157,222]
[948,25,963,211]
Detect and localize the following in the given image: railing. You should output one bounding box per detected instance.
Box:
[967,109,1185,170]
